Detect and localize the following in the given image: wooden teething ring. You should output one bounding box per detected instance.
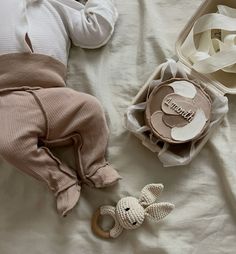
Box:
[91,208,114,239]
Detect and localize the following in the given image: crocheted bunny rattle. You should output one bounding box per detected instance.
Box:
[91,183,174,239]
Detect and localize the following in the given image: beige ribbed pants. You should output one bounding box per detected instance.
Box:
[0,87,121,216]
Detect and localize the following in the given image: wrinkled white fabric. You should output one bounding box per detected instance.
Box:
[1,1,236,254]
[0,0,118,64]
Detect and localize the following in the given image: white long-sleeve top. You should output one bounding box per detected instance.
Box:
[0,0,118,65]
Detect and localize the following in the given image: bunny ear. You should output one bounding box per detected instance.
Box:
[139,184,164,206]
[99,206,124,238]
[145,202,175,222]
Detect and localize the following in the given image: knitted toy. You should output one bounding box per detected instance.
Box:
[92,184,174,239]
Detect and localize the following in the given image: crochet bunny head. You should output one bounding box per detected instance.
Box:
[115,197,145,230]
[92,184,174,239]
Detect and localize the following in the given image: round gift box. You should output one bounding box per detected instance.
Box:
[145,78,212,144]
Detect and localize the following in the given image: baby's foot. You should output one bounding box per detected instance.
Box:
[56,184,81,217]
[89,164,122,188]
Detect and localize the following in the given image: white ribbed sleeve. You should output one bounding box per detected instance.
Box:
[0,0,118,64]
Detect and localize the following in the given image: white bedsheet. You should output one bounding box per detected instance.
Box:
[1,0,236,253]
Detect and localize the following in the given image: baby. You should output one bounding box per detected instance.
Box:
[0,0,121,216]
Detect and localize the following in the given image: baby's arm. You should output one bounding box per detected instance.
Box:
[62,0,118,48]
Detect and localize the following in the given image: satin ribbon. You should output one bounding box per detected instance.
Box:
[189,5,236,74]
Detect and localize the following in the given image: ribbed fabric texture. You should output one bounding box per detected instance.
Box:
[0,53,121,216]
[0,53,66,91]
[0,90,80,216]
[32,87,121,185]
[0,0,118,65]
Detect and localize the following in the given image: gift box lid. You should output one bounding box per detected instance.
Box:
[175,0,236,95]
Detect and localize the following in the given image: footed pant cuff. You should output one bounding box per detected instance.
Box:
[56,183,81,217]
[89,163,122,188]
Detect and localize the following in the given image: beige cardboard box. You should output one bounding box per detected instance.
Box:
[125,0,235,167]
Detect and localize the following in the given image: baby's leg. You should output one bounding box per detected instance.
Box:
[0,90,81,216]
[33,87,121,188]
